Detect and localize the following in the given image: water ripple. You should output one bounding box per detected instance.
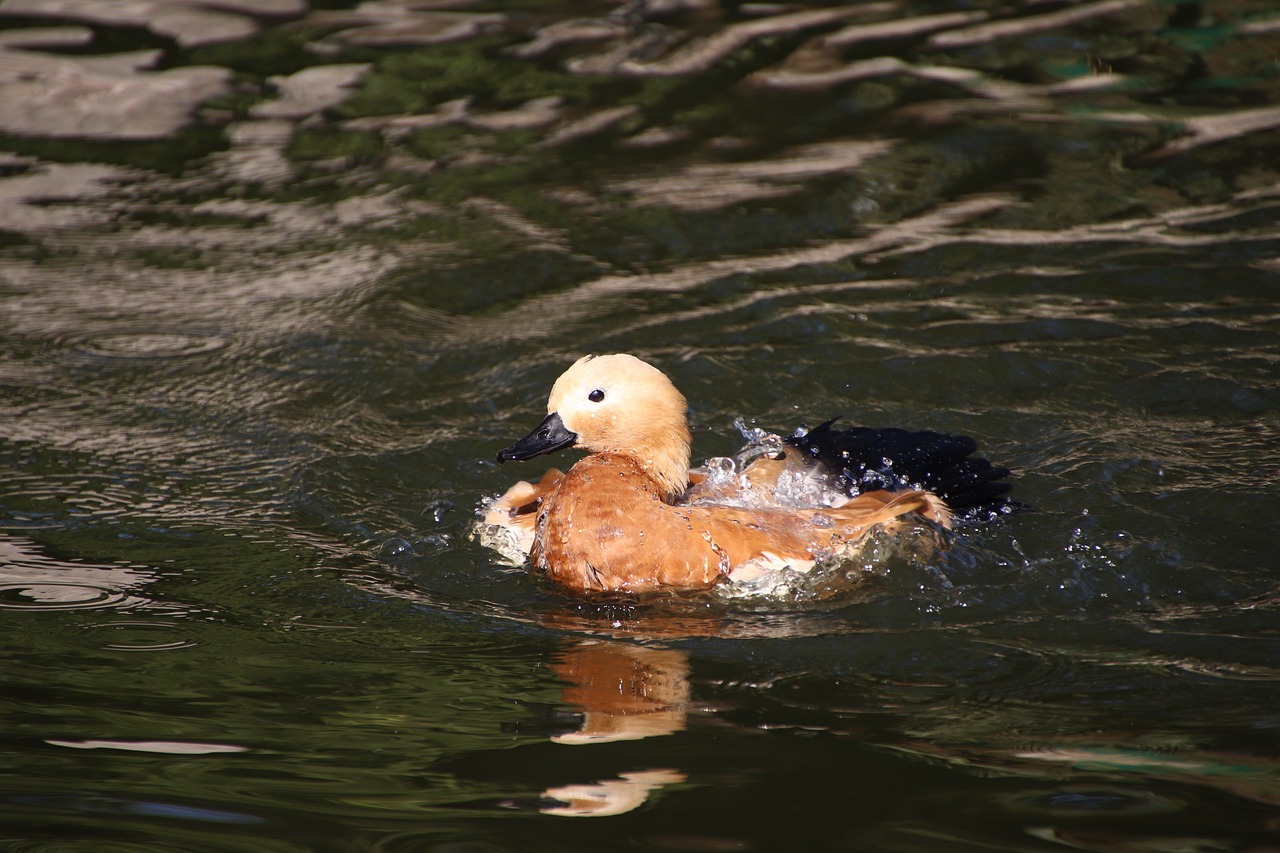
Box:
[757,637,1068,715]
[73,331,230,361]
[998,785,1184,817]
[0,581,135,611]
[1167,659,1280,683]
[78,620,198,651]
[0,534,156,611]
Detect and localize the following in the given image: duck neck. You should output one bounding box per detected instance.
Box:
[631,430,690,500]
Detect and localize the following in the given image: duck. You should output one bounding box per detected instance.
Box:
[482,353,1013,594]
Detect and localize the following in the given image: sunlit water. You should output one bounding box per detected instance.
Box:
[2,0,1279,850]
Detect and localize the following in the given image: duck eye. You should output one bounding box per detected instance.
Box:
[588,389,605,403]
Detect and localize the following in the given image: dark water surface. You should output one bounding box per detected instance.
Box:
[2,0,1279,850]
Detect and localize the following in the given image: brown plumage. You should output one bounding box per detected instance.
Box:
[486,354,980,594]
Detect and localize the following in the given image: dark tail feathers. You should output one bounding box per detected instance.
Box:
[786,418,1019,520]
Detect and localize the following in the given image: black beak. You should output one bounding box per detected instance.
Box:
[497,411,578,463]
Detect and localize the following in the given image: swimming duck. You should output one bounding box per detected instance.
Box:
[485,354,1012,594]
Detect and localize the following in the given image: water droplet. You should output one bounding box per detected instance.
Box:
[380,537,413,559]
[428,500,453,523]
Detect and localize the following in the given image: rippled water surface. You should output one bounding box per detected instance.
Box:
[2,0,1279,849]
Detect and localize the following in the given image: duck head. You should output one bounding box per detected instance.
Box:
[498,354,692,497]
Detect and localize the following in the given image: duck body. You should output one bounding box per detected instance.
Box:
[483,354,1013,595]
[530,452,723,591]
[529,452,951,593]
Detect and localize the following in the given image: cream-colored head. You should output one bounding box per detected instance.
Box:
[548,354,691,496]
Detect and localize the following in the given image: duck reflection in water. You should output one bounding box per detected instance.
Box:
[534,638,690,817]
[551,639,690,745]
[482,353,1015,594]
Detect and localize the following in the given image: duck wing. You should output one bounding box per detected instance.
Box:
[785,418,1017,518]
[481,468,564,559]
[686,487,951,574]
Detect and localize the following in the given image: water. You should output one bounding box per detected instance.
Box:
[2,0,1279,849]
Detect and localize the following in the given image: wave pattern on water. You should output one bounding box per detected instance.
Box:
[0,534,155,612]
[2,1,1280,850]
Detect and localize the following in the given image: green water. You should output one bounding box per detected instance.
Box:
[2,0,1279,850]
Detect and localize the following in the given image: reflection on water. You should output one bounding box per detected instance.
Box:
[47,739,249,754]
[2,0,1280,849]
[553,641,690,745]
[542,769,687,818]
[531,618,1280,833]
[0,533,156,611]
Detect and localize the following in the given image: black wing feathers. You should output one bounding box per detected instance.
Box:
[787,418,1018,519]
